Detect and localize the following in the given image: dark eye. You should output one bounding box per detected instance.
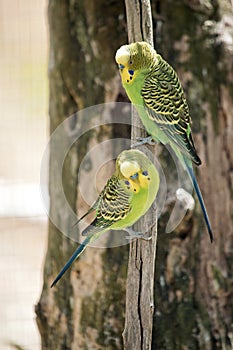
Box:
[129,60,133,65]
[142,170,148,176]
[130,173,138,180]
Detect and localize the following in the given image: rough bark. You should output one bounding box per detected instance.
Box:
[35,0,233,349]
[152,1,233,349]
[36,1,129,349]
[122,1,158,350]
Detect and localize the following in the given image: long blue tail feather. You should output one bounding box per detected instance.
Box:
[51,235,92,288]
[184,158,214,242]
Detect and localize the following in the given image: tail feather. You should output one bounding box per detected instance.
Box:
[184,158,214,242]
[51,233,98,287]
[72,205,96,228]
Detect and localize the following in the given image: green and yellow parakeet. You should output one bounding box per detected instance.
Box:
[115,41,213,242]
[51,149,159,287]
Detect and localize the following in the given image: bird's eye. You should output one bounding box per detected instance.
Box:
[130,173,138,180]
[142,170,148,176]
[129,60,133,65]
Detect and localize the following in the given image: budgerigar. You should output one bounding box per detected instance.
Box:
[115,41,213,242]
[51,149,159,287]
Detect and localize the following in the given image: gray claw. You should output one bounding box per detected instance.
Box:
[124,227,152,241]
[131,136,157,148]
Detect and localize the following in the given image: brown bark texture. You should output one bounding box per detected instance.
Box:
[35,1,129,349]
[35,0,233,349]
[122,1,158,350]
[152,1,233,349]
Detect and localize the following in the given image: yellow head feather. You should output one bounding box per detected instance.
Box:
[120,160,140,179]
[115,42,158,85]
[115,45,130,65]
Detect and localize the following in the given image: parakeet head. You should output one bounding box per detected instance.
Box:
[115,42,157,85]
[116,149,153,193]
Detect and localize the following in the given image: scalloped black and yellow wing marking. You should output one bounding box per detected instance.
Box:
[142,55,201,165]
[82,175,132,236]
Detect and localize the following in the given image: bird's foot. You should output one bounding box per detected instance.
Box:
[124,227,152,241]
[131,136,157,148]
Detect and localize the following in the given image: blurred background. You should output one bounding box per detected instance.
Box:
[0,0,48,349]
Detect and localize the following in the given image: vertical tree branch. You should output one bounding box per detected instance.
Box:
[122,1,157,349]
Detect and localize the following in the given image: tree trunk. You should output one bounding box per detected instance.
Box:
[35,0,233,349]
[36,1,130,349]
[152,1,233,349]
[122,1,158,350]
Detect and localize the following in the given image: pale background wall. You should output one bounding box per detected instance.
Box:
[0,1,48,349]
